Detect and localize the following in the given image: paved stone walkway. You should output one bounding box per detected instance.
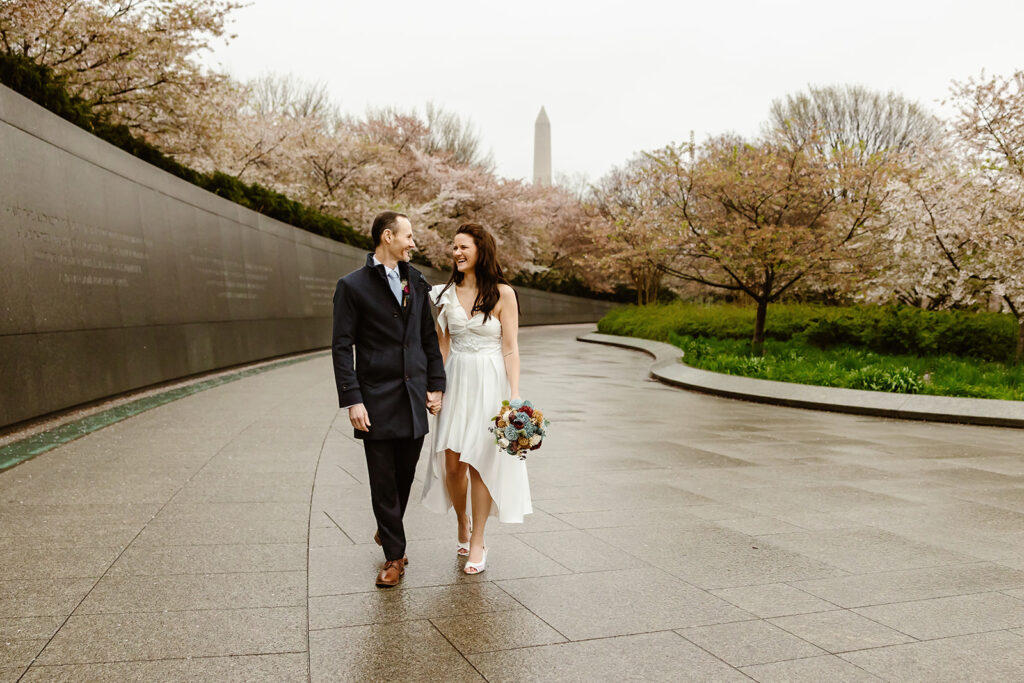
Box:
[1,325,1023,681]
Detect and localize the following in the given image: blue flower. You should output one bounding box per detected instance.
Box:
[504,425,518,441]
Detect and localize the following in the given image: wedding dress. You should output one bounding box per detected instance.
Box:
[421,283,533,522]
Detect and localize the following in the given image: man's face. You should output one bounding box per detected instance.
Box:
[385,217,416,263]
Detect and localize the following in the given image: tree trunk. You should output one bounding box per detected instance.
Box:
[752,297,768,356]
[1016,317,1024,364]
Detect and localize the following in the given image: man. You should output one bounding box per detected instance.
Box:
[332,211,445,587]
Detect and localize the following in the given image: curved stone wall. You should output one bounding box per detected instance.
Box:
[0,84,614,428]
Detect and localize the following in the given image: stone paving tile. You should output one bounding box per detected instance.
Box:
[0,617,63,641]
[497,568,750,640]
[761,527,974,573]
[741,654,884,682]
[0,668,22,683]
[106,542,306,575]
[309,534,569,597]
[841,630,1024,682]
[534,481,714,514]
[309,620,481,682]
[792,562,1024,608]
[551,506,724,530]
[853,591,1024,640]
[0,547,121,581]
[432,608,567,654]
[131,519,307,546]
[678,618,826,666]
[0,639,46,668]
[309,582,519,630]
[155,501,310,522]
[20,653,308,682]
[75,571,305,614]
[309,525,354,547]
[170,482,311,504]
[592,524,848,589]
[486,509,576,535]
[468,631,749,682]
[769,511,866,531]
[36,607,306,664]
[0,579,93,618]
[0,526,139,551]
[512,529,641,573]
[769,610,915,653]
[710,583,839,618]
[713,515,806,536]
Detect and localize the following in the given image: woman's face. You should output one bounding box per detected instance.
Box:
[453,233,478,273]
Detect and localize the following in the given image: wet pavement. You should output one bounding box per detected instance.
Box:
[1,324,1022,681]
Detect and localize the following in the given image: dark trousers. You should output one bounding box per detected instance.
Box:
[363,436,424,561]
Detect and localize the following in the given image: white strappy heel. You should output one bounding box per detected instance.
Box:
[457,520,472,557]
[463,547,487,574]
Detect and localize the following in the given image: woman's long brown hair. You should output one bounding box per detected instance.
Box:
[437,223,518,323]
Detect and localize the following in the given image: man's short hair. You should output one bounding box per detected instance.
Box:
[371,211,409,247]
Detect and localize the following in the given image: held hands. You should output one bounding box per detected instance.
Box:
[348,403,371,432]
[426,391,443,416]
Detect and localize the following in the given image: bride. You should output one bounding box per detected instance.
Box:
[421,223,533,574]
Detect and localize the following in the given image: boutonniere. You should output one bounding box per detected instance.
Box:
[401,278,409,308]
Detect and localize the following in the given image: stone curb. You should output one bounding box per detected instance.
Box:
[578,332,1024,429]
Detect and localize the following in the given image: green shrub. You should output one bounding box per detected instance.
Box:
[600,301,1018,362]
[848,366,924,394]
[655,334,1023,400]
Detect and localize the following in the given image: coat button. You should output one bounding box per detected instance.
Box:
[405,375,410,381]
[393,312,399,318]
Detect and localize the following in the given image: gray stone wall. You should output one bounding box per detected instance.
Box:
[0,85,614,428]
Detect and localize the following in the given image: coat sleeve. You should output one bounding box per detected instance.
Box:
[332,278,363,407]
[420,279,446,393]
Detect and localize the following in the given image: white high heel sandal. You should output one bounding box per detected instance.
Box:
[457,521,472,557]
[463,547,487,574]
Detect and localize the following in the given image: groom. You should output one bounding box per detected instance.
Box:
[332,211,446,587]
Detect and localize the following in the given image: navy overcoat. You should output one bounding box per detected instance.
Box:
[331,254,446,440]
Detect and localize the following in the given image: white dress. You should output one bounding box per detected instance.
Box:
[421,284,533,523]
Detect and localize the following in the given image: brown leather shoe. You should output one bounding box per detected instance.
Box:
[375,558,405,588]
[373,531,409,564]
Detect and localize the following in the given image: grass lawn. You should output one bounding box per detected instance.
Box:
[597,303,1024,401]
[668,334,1024,401]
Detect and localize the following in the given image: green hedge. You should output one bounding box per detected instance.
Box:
[599,301,1018,362]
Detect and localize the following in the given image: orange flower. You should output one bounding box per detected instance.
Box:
[517,436,529,446]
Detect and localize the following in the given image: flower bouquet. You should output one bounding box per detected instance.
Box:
[489,399,550,460]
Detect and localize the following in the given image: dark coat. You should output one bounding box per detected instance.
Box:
[332,254,446,440]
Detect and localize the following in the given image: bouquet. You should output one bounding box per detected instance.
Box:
[489,399,550,460]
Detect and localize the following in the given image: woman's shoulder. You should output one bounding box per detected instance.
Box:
[430,282,452,303]
[497,283,517,300]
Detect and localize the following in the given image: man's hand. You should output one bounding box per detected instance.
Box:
[348,403,371,432]
[426,391,443,416]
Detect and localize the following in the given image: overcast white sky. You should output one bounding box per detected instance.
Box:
[206,0,1024,183]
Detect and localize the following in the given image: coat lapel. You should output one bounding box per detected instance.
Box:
[399,262,413,324]
[365,254,403,316]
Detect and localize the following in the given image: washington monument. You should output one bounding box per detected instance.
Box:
[533,107,551,186]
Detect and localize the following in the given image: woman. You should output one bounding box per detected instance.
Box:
[421,224,533,574]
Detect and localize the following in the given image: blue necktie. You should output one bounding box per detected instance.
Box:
[387,269,402,305]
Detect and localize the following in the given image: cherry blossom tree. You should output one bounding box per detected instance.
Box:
[947,71,1024,360]
[650,134,895,354]
[0,0,241,139]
